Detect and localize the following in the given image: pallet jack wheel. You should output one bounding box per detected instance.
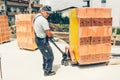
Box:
[71,62,78,67]
[61,60,69,66]
[105,61,110,65]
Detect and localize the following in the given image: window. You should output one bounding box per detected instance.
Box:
[7,7,11,12]
[14,7,17,12]
[1,6,4,9]
[82,0,90,7]
[102,0,106,3]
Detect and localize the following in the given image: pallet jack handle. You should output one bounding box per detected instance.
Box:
[49,39,69,66]
[50,39,64,54]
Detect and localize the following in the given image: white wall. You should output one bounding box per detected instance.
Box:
[106,0,120,27]
[62,10,70,17]
[0,4,5,11]
[90,0,101,7]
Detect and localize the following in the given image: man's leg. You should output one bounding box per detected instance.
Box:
[47,45,54,71]
[35,37,55,76]
[43,57,46,70]
[39,45,55,76]
[41,45,54,70]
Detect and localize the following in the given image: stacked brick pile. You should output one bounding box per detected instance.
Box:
[0,15,10,43]
[15,14,37,50]
[70,8,112,65]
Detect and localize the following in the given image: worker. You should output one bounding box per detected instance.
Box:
[33,5,56,76]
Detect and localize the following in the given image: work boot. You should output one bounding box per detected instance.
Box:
[44,71,56,76]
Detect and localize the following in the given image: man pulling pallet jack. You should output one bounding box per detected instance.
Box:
[33,5,69,76]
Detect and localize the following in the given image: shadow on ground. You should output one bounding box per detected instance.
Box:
[53,64,61,72]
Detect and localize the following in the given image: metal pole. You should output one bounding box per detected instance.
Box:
[4,0,7,15]
[28,0,31,14]
[28,0,34,14]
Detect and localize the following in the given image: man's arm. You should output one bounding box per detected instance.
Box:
[45,30,53,37]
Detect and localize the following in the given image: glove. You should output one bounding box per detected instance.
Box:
[63,53,67,60]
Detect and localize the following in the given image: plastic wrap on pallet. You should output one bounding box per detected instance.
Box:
[70,8,112,65]
[15,14,37,50]
[0,15,10,43]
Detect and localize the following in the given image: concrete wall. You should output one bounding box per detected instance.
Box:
[0,4,5,11]
[106,0,120,27]
[90,0,102,7]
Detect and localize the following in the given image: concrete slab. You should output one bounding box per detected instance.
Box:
[0,39,120,80]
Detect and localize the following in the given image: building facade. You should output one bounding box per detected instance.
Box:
[0,0,42,26]
[83,0,106,7]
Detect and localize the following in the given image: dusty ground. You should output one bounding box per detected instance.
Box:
[0,39,120,80]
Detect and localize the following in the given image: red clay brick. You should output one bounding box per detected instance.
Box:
[86,8,96,18]
[96,27,104,36]
[88,45,96,55]
[103,27,112,36]
[102,43,111,53]
[96,44,103,54]
[88,27,97,36]
[77,8,87,18]
[78,45,88,56]
[95,8,111,18]
[79,27,89,37]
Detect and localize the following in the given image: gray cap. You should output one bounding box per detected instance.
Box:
[40,5,53,14]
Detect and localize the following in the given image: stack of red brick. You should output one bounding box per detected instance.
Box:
[77,8,112,64]
[15,14,37,50]
[0,15,10,43]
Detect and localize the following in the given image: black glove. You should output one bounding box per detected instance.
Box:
[63,53,67,60]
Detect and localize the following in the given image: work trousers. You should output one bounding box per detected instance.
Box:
[35,37,54,73]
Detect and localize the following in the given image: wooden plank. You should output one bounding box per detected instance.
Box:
[113,28,117,46]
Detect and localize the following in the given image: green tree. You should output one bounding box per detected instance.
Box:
[62,16,69,24]
[48,12,62,24]
[48,12,69,24]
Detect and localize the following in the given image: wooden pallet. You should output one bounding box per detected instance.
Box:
[19,47,38,51]
[0,40,10,44]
